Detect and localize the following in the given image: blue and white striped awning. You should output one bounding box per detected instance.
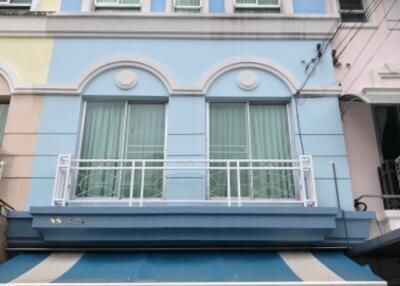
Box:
[0,251,385,285]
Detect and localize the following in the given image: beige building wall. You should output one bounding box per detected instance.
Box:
[0,92,44,211]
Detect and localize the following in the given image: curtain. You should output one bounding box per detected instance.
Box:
[0,103,9,143]
[123,104,165,198]
[209,103,293,200]
[209,103,250,198]
[77,102,125,198]
[250,104,294,199]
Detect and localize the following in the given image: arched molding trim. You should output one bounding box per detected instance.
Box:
[0,62,22,94]
[75,57,174,94]
[200,57,300,94]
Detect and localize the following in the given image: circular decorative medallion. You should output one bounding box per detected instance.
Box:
[236,70,259,91]
[115,69,138,90]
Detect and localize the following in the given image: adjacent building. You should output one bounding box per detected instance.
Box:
[0,0,389,285]
[331,0,400,284]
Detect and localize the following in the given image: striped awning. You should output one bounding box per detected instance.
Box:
[0,251,385,285]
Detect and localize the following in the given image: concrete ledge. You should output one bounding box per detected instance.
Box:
[6,207,374,248]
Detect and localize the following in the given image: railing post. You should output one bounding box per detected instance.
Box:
[129,161,136,207]
[51,155,62,206]
[227,161,231,207]
[62,155,72,207]
[307,155,317,207]
[236,161,242,207]
[299,156,307,207]
[139,161,145,207]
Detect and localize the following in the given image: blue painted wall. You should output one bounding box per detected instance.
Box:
[209,0,225,13]
[60,0,82,12]
[47,39,335,87]
[151,0,166,12]
[292,0,326,14]
[27,38,352,212]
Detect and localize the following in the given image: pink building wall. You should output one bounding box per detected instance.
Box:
[332,0,400,213]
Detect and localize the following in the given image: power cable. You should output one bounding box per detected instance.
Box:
[344,18,400,94]
[334,0,383,53]
[338,0,398,84]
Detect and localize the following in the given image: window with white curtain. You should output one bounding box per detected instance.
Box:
[234,0,281,13]
[0,0,31,10]
[76,101,166,199]
[338,0,367,22]
[95,0,142,11]
[174,0,202,13]
[208,103,294,200]
[0,103,8,143]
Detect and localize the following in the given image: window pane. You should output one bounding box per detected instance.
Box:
[77,102,125,198]
[339,0,364,10]
[0,103,9,142]
[96,0,119,3]
[249,104,294,199]
[120,0,141,4]
[340,12,366,22]
[123,104,165,199]
[209,103,250,198]
[176,0,200,6]
[258,0,279,4]
[236,0,257,4]
[10,0,32,3]
[235,7,280,13]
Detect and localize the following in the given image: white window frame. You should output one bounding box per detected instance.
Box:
[233,0,281,10]
[0,0,32,8]
[337,0,368,22]
[94,0,143,10]
[206,101,296,200]
[76,100,168,200]
[173,0,202,12]
[226,0,293,13]
[166,0,208,12]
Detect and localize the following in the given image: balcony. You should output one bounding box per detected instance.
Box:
[52,155,317,207]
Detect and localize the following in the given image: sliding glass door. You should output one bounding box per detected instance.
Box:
[209,103,294,200]
[76,101,166,199]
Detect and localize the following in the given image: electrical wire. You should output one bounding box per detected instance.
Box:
[344,18,400,94]
[339,0,398,85]
[334,0,383,53]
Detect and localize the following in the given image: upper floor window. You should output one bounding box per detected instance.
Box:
[208,103,294,199]
[0,103,8,143]
[0,0,31,11]
[77,101,166,199]
[234,0,281,14]
[95,0,142,12]
[174,0,201,13]
[338,0,367,22]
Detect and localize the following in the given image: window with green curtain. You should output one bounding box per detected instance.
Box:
[77,102,166,199]
[95,0,141,11]
[209,103,250,198]
[0,0,31,11]
[122,104,165,199]
[0,103,9,143]
[174,0,201,13]
[234,0,280,13]
[209,103,294,200]
[76,102,125,198]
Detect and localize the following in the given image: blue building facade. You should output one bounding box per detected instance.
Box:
[0,0,385,284]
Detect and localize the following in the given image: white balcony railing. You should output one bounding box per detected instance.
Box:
[52,155,317,207]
